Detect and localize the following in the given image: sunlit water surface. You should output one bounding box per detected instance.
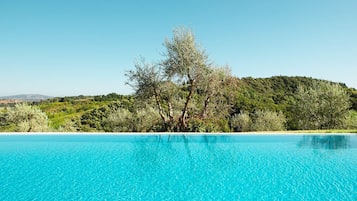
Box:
[0,134,356,200]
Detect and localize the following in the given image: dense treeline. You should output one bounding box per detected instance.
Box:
[237,76,357,112]
[1,28,356,132]
[232,76,357,130]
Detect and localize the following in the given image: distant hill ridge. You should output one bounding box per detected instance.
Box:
[0,94,52,102]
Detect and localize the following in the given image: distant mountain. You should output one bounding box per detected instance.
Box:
[0,94,52,102]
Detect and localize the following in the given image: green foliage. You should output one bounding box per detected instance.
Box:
[230,111,252,132]
[126,60,163,100]
[133,107,162,132]
[162,27,209,82]
[4,103,49,132]
[105,108,134,132]
[94,93,129,102]
[293,82,350,130]
[348,88,357,110]
[345,110,357,129]
[230,110,286,132]
[39,98,102,129]
[235,76,329,113]
[104,106,161,132]
[250,110,286,131]
[1,75,354,133]
[37,94,133,131]
[80,101,133,132]
[186,117,230,133]
[125,28,356,132]
[0,108,17,132]
[80,106,110,131]
[127,27,232,131]
[187,118,214,132]
[57,120,79,132]
[232,76,355,130]
[0,108,6,126]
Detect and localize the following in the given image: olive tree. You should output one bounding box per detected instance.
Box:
[126,60,177,130]
[293,81,350,130]
[127,27,231,131]
[5,103,49,132]
[251,110,286,131]
[230,110,286,132]
[161,28,211,130]
[104,106,161,132]
[197,66,232,119]
[230,111,252,132]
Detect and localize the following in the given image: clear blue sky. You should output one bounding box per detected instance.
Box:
[1,0,356,96]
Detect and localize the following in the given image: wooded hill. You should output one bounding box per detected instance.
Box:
[1,76,356,132]
[236,76,357,111]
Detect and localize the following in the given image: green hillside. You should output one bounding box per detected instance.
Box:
[1,76,356,132]
[231,76,357,130]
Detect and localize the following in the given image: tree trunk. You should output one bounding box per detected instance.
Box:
[201,95,211,119]
[154,90,167,125]
[167,101,175,131]
[180,79,195,131]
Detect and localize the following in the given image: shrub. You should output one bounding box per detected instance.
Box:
[104,108,134,132]
[57,120,79,132]
[230,111,252,132]
[293,82,350,130]
[133,106,161,132]
[251,110,286,131]
[5,103,49,132]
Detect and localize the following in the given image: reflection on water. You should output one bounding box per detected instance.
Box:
[133,135,224,156]
[133,134,354,150]
[131,135,228,170]
[133,134,355,151]
[298,135,350,149]
[135,135,226,144]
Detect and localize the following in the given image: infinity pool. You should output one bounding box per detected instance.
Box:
[0,134,356,200]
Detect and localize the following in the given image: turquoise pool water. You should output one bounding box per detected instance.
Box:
[0,134,356,200]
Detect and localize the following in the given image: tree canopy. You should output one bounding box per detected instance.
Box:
[126,27,232,131]
[293,81,350,130]
[4,103,49,132]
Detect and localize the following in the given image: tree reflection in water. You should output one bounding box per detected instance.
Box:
[131,135,227,168]
[298,135,350,149]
